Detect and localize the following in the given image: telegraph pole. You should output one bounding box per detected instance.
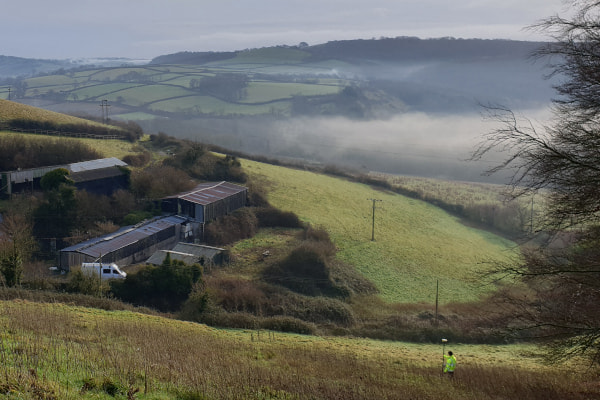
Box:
[530,194,534,235]
[368,198,382,241]
[435,279,439,327]
[100,99,110,122]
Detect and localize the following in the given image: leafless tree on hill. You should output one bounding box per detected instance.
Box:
[472,0,600,366]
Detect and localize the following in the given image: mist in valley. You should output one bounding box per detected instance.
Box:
[137,42,556,184]
[5,37,556,185]
[142,106,552,184]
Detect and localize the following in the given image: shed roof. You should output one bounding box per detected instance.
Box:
[68,157,127,173]
[4,157,128,185]
[146,243,225,266]
[61,215,186,259]
[164,181,247,206]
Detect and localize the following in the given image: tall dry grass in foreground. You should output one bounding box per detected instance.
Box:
[0,300,597,399]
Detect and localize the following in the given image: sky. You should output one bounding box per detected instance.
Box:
[2,0,569,60]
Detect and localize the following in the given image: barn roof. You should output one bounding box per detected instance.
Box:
[164,181,247,206]
[3,157,128,185]
[146,243,225,266]
[68,157,127,173]
[61,215,186,259]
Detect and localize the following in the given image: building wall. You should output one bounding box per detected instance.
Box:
[202,189,247,222]
[60,222,183,270]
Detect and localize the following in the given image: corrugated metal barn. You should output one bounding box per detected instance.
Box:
[59,215,187,270]
[146,242,228,268]
[161,181,248,223]
[1,157,128,197]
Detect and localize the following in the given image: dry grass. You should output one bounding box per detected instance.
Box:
[0,299,596,399]
[0,99,104,126]
[0,130,141,161]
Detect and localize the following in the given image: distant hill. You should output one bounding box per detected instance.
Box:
[0,55,148,79]
[0,37,556,182]
[0,55,75,79]
[152,37,543,65]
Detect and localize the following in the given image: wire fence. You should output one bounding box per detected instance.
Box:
[0,124,127,140]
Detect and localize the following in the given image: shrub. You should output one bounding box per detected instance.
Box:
[195,311,316,335]
[66,269,106,296]
[246,182,271,207]
[130,165,195,199]
[259,316,315,334]
[263,242,345,297]
[122,152,151,167]
[208,276,268,314]
[178,283,210,322]
[204,208,258,246]
[255,207,302,228]
[197,311,260,330]
[294,296,355,326]
[122,210,154,226]
[110,258,203,312]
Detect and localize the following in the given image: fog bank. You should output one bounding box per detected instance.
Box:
[150,109,550,184]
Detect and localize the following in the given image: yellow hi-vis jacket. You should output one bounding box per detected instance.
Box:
[444,355,456,373]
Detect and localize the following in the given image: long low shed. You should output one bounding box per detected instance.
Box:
[59,215,187,270]
[1,157,128,196]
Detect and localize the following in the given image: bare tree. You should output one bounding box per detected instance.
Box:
[473,1,600,365]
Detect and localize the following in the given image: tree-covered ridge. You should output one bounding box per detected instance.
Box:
[151,37,544,65]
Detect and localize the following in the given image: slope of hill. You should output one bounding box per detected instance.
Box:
[0,98,106,126]
[0,55,75,78]
[0,99,513,305]
[241,159,516,303]
[0,299,592,399]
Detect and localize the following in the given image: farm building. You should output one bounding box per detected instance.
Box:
[146,242,228,268]
[0,157,129,197]
[59,215,188,270]
[161,181,248,223]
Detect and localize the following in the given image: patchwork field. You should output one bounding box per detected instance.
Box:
[8,54,351,119]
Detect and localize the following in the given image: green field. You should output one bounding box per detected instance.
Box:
[242,159,517,303]
[18,60,350,119]
[244,81,340,103]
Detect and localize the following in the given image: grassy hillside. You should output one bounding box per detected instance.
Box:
[242,160,516,304]
[0,299,593,399]
[0,98,105,126]
[0,113,514,306]
[0,130,139,161]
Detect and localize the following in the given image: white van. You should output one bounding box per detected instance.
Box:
[80,263,127,280]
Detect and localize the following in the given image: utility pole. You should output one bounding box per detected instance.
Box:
[100,99,110,123]
[435,279,439,327]
[530,194,534,235]
[367,198,382,241]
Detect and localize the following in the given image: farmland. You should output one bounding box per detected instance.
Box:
[240,159,516,304]
[0,299,594,400]
[5,48,356,120]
